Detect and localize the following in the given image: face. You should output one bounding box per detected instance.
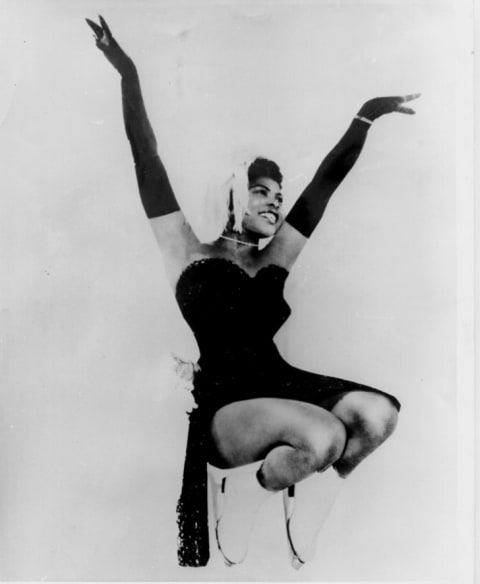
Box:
[242,177,284,238]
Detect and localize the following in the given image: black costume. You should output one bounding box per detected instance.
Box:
[174,257,400,566]
[90,27,403,566]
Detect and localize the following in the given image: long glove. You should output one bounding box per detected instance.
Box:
[86,16,180,218]
[286,94,420,238]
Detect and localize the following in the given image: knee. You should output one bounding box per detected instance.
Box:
[351,394,399,444]
[302,417,347,471]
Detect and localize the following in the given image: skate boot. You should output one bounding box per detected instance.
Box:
[208,460,272,566]
[283,470,343,569]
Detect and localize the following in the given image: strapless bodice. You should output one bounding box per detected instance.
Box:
[175,258,291,374]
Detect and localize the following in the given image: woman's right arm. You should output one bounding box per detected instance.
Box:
[86,17,200,277]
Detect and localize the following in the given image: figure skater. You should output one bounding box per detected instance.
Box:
[86,15,419,568]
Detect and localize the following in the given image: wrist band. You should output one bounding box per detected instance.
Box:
[354,115,373,125]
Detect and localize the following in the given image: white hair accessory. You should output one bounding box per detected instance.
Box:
[229,161,251,233]
[205,157,257,237]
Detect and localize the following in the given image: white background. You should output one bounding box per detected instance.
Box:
[0,0,470,581]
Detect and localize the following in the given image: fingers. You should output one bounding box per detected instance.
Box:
[390,93,420,114]
[400,93,421,103]
[395,93,420,114]
[396,106,416,115]
[98,15,113,41]
[85,15,113,46]
[85,18,103,39]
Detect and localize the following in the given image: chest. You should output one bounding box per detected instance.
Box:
[175,258,291,336]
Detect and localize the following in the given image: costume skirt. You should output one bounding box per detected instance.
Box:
[176,363,400,566]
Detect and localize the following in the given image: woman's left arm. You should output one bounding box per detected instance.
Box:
[266,94,420,268]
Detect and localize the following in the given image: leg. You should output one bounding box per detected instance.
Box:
[208,398,346,564]
[331,391,399,477]
[209,397,347,491]
[283,390,399,567]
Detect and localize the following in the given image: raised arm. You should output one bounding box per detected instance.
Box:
[266,94,420,269]
[86,17,200,280]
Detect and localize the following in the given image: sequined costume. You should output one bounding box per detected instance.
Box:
[174,258,400,566]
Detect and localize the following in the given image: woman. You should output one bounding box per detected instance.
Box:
[86,16,418,568]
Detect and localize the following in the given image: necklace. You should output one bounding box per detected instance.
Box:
[220,235,258,248]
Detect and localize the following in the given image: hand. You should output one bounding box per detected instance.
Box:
[85,15,134,75]
[357,94,421,122]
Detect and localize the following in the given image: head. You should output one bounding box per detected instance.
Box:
[223,157,284,239]
[247,157,283,187]
[243,158,284,238]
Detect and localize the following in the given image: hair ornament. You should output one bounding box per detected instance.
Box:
[228,161,251,233]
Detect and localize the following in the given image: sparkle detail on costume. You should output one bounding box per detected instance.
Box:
[174,258,400,566]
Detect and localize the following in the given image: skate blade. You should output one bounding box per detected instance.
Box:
[291,553,306,570]
[215,521,246,567]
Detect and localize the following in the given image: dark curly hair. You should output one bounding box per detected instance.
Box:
[247,157,283,186]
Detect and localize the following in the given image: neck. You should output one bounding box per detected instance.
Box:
[219,235,258,248]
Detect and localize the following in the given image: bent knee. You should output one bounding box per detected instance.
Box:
[363,397,399,442]
[301,416,347,470]
[334,392,399,444]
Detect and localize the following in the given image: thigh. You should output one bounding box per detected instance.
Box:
[208,397,343,468]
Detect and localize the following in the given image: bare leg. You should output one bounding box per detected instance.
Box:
[208,398,347,564]
[331,391,399,477]
[209,398,347,491]
[281,391,398,566]
[207,393,398,565]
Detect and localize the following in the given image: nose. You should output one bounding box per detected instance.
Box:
[269,196,282,209]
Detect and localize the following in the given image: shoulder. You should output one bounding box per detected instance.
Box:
[148,213,209,287]
[164,243,224,291]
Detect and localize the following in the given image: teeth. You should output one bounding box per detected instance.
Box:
[260,212,276,224]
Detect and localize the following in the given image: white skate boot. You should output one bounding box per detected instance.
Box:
[283,470,343,569]
[208,460,272,566]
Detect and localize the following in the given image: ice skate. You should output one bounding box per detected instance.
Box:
[208,460,272,566]
[283,485,306,569]
[283,470,343,568]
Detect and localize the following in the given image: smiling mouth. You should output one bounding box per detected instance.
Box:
[259,212,278,225]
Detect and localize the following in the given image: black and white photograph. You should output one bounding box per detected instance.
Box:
[0,0,475,581]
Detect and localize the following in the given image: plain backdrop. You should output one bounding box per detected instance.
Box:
[0,0,466,580]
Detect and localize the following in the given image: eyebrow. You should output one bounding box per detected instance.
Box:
[250,183,282,196]
[250,183,271,191]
